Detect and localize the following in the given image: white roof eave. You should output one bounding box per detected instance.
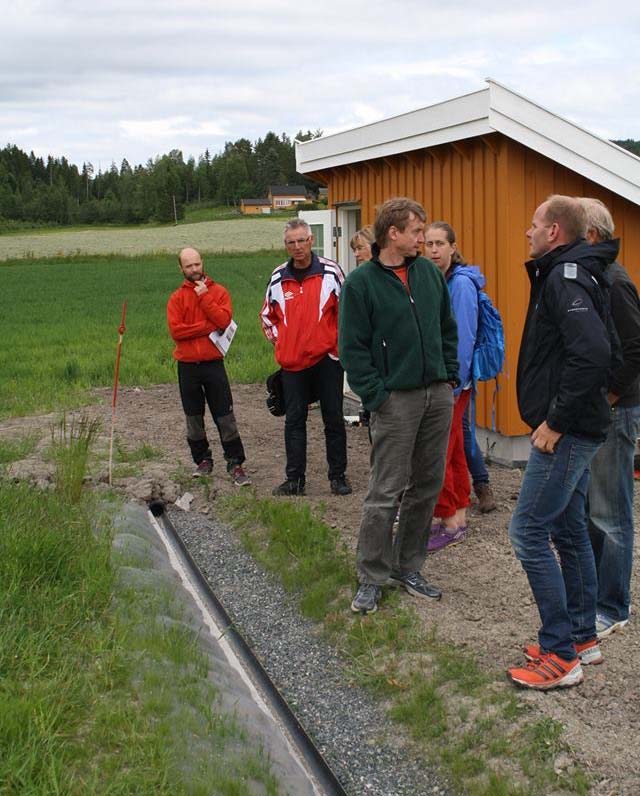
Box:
[297,118,493,172]
[296,88,491,173]
[296,80,640,207]
[486,81,640,206]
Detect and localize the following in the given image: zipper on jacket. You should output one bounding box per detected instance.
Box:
[382,339,389,376]
[380,263,427,385]
[408,293,427,385]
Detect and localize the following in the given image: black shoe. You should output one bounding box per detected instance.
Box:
[330,476,352,496]
[272,478,305,496]
[388,571,442,600]
[350,583,382,614]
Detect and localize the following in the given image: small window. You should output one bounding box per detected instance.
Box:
[310,224,324,256]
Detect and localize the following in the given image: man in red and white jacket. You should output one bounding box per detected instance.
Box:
[260,219,351,496]
[167,247,250,486]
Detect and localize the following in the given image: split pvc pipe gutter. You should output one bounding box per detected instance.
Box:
[147,502,348,796]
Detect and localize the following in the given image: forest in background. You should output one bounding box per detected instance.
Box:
[0,130,322,229]
[0,135,638,231]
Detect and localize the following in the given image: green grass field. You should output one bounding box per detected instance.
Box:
[0,251,282,418]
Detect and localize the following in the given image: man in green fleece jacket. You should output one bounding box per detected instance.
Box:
[339,197,458,614]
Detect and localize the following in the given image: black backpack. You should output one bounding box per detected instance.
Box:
[266,369,285,416]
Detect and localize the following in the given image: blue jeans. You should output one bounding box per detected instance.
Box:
[589,404,640,623]
[462,400,489,485]
[508,434,601,660]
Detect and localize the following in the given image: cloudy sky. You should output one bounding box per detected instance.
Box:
[2,1,639,170]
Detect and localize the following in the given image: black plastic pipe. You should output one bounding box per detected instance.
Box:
[149,502,349,796]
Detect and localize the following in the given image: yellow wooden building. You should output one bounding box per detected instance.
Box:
[295,80,640,462]
[240,198,271,215]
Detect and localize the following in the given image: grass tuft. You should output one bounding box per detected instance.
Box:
[390,675,448,739]
[49,413,101,503]
[231,493,353,620]
[521,717,565,763]
[114,439,163,463]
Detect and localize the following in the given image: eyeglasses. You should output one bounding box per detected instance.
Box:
[284,237,311,247]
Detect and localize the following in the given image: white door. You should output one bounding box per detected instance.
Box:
[335,205,362,403]
[297,209,336,260]
[336,205,361,275]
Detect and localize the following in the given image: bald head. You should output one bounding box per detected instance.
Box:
[178,247,205,282]
[179,247,201,267]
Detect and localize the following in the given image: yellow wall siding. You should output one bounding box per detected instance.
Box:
[311,132,640,437]
[241,203,268,215]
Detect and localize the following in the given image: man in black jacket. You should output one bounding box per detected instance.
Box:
[580,198,640,640]
[507,195,612,690]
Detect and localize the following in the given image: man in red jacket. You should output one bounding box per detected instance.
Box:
[167,247,250,486]
[260,219,350,496]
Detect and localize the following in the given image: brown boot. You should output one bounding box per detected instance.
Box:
[474,483,496,513]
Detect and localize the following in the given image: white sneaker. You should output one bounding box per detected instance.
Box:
[596,614,629,639]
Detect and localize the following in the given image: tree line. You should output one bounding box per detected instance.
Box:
[0,130,322,228]
[614,139,640,157]
[1,135,638,230]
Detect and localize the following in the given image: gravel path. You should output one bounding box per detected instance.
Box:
[171,507,450,796]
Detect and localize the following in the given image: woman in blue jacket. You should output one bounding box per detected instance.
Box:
[425,222,485,551]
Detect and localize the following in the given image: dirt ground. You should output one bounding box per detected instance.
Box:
[3,382,639,795]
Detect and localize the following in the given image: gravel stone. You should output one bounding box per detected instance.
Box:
[171,507,450,796]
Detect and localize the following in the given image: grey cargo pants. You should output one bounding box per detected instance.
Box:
[356,383,453,584]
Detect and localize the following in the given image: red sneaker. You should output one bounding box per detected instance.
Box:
[193,459,213,477]
[523,638,603,666]
[231,464,251,487]
[508,651,584,690]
